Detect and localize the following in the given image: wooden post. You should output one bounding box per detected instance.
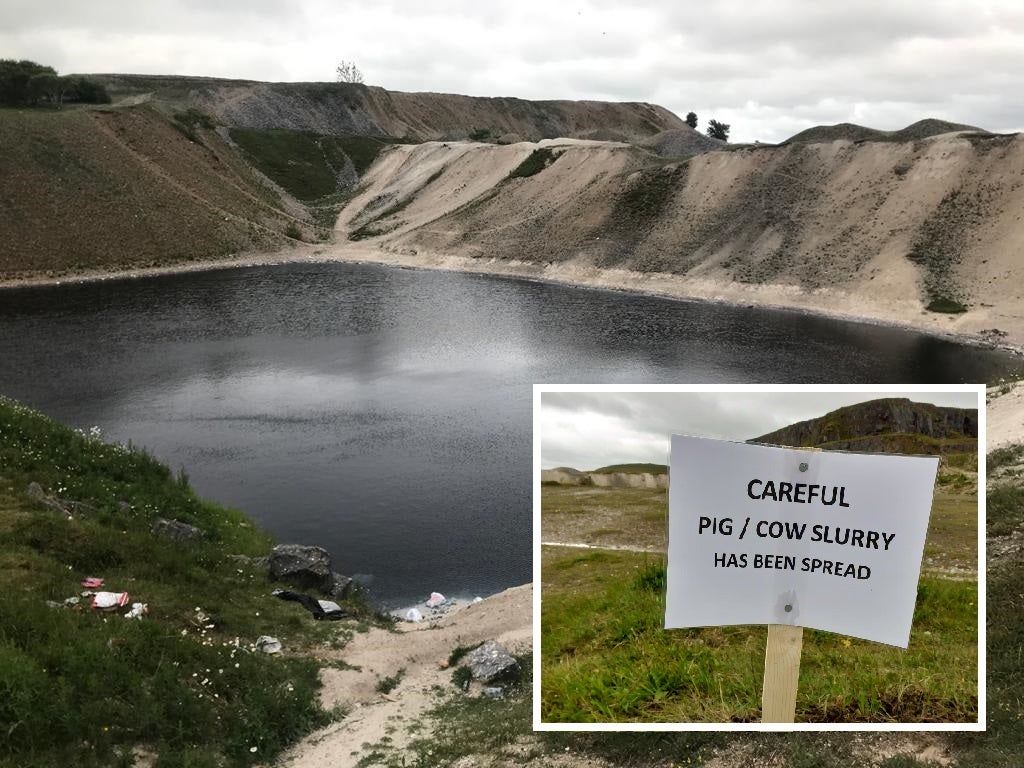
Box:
[762,623,804,722]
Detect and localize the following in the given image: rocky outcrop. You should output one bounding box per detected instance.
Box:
[466,640,521,683]
[752,398,978,451]
[590,472,668,489]
[151,518,204,543]
[269,544,351,597]
[540,469,669,488]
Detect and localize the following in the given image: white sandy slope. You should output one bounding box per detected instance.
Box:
[330,133,1024,352]
[280,584,531,768]
[988,380,1024,451]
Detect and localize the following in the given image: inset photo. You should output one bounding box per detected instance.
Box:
[534,384,984,729]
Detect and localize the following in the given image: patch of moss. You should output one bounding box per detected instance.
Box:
[926,296,968,314]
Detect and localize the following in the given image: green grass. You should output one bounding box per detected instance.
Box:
[950,446,1024,765]
[541,550,977,723]
[591,462,668,474]
[230,128,393,202]
[320,135,395,176]
[375,669,405,694]
[0,396,364,766]
[447,643,481,667]
[926,296,969,314]
[610,163,686,227]
[357,656,532,767]
[988,444,1024,473]
[229,128,339,201]
[170,108,216,142]
[988,481,1024,537]
[508,147,558,178]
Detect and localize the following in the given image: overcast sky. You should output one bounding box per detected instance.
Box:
[540,389,981,469]
[3,1,1022,143]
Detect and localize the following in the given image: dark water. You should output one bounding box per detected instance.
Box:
[0,263,1017,605]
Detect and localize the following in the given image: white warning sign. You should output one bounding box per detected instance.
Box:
[665,435,941,647]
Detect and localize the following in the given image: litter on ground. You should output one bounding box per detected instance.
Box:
[256,635,281,654]
[124,602,148,620]
[271,589,348,620]
[92,592,130,610]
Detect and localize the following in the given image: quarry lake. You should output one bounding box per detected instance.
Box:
[0,262,1017,605]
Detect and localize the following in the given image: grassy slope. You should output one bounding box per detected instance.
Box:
[542,551,977,723]
[228,128,395,201]
[0,397,380,767]
[0,105,318,277]
[540,465,980,723]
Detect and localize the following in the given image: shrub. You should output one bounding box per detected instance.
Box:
[508,148,557,179]
[926,296,968,314]
[376,669,405,694]
[452,666,473,691]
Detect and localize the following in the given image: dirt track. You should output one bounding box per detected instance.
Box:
[280,584,531,768]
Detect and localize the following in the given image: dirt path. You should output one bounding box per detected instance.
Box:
[280,584,532,768]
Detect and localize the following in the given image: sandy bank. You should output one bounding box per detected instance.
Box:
[2,241,1022,357]
[281,583,532,768]
[326,242,1024,356]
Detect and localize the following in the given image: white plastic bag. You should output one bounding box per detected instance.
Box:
[92,592,130,610]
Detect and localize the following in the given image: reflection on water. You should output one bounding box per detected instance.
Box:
[0,263,1016,604]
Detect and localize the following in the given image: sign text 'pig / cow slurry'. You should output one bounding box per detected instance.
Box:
[665,435,941,647]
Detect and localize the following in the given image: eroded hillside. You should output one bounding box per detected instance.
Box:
[91,74,685,143]
[336,130,1024,345]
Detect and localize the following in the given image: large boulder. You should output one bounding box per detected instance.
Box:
[466,641,521,683]
[269,544,334,593]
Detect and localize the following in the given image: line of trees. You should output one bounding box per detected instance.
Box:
[0,60,111,108]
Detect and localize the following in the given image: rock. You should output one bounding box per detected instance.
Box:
[269,544,333,593]
[466,640,520,683]
[117,501,132,513]
[26,482,68,514]
[151,518,204,543]
[328,571,352,598]
[754,399,978,451]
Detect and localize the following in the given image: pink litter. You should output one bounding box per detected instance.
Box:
[426,592,446,608]
[81,577,104,589]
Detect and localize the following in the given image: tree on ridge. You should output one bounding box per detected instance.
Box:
[335,60,364,84]
[706,119,730,141]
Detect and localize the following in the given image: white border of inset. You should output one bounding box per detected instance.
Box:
[532,383,986,732]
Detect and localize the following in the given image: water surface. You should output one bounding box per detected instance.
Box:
[0,263,1015,604]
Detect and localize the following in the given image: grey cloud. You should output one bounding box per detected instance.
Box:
[2,1,1022,143]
